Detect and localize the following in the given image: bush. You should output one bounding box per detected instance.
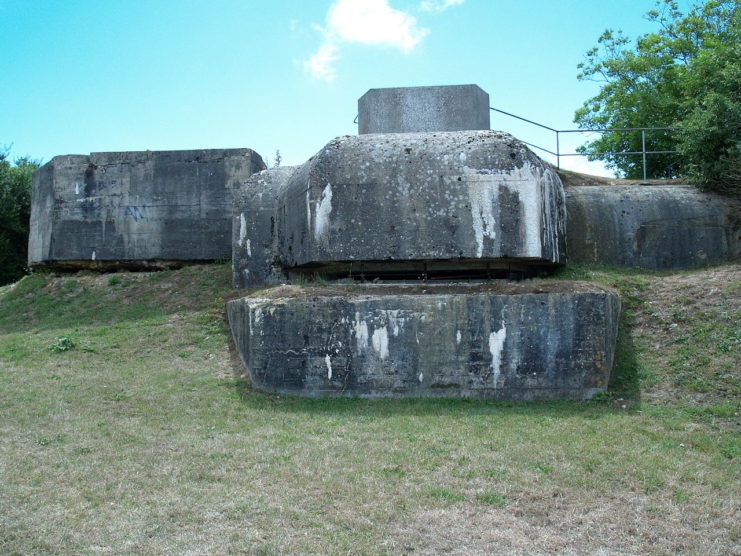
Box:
[0,149,39,285]
[575,0,740,192]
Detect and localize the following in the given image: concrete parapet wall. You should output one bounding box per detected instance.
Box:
[29,148,265,268]
[358,85,490,134]
[566,185,740,269]
[227,282,620,399]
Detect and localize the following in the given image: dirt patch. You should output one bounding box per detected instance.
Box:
[390,487,739,555]
[41,269,149,292]
[245,280,618,299]
[633,265,740,406]
[35,263,231,315]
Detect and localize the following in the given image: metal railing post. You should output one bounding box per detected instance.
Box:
[488,106,683,177]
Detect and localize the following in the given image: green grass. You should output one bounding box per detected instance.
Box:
[0,263,738,554]
[475,491,508,506]
[549,263,741,401]
[549,264,654,396]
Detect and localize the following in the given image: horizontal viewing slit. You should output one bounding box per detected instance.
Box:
[287,258,560,282]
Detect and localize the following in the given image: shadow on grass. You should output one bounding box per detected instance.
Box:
[610,316,641,398]
[231,377,633,420]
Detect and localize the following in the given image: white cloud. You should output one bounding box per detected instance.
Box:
[419,0,465,13]
[328,0,428,51]
[303,0,429,82]
[304,41,340,82]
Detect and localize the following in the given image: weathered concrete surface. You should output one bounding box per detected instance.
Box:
[29,148,265,268]
[566,185,741,269]
[234,130,567,287]
[358,85,490,134]
[232,166,297,288]
[281,131,566,268]
[228,282,620,399]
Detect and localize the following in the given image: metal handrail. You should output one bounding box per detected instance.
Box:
[489,107,684,180]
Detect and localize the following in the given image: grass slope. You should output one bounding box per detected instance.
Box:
[0,263,738,555]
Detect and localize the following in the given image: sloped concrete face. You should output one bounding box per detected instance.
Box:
[29,148,265,269]
[232,166,297,288]
[566,185,741,269]
[227,282,620,400]
[358,84,490,134]
[232,130,566,286]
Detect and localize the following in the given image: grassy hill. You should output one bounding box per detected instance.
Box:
[1,262,738,555]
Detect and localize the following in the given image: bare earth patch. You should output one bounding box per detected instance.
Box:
[392,487,739,555]
[37,264,231,315]
[633,266,740,406]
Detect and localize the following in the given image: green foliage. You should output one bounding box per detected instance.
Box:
[475,491,508,507]
[0,148,39,285]
[427,486,465,503]
[575,0,740,190]
[677,42,741,191]
[48,337,77,352]
[47,336,94,353]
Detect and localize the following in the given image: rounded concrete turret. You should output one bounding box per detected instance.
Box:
[233,130,566,287]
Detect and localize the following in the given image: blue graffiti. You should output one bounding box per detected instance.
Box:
[124,205,148,221]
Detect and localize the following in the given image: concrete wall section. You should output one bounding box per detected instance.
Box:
[29,148,265,268]
[227,283,620,400]
[27,158,60,265]
[278,131,566,274]
[358,85,490,134]
[232,166,297,288]
[566,185,740,269]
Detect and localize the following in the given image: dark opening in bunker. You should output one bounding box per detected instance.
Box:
[286,258,561,282]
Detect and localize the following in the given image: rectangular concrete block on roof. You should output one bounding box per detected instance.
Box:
[357,84,490,134]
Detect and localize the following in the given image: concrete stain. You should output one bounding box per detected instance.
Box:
[314,183,333,240]
[489,323,507,388]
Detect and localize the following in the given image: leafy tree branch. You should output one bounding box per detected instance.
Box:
[575,0,739,191]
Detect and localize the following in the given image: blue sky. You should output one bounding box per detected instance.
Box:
[1,0,691,175]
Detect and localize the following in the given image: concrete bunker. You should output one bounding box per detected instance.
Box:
[233,130,566,289]
[228,84,622,400]
[26,83,738,399]
[227,282,620,400]
[565,185,740,269]
[29,148,265,270]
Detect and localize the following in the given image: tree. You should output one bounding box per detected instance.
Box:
[575,0,739,191]
[0,149,39,285]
